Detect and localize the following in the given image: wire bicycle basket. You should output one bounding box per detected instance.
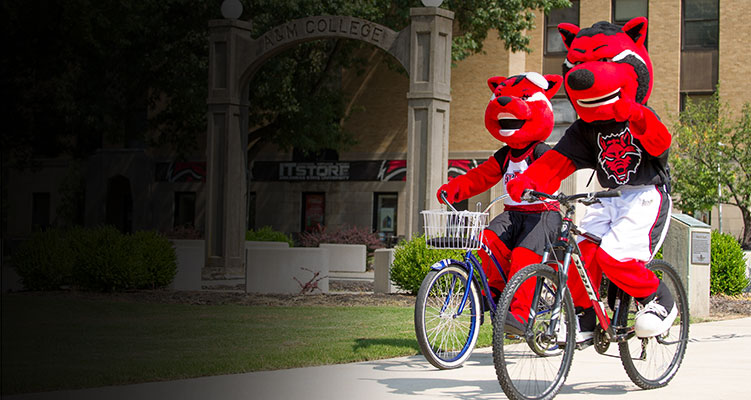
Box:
[421,208,489,250]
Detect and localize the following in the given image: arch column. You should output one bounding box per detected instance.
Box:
[205,19,252,278]
[405,7,454,238]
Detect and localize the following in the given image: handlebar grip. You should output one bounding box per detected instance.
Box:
[440,190,458,212]
[594,190,622,198]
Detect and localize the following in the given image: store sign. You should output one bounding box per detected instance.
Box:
[279,162,350,181]
[251,159,483,182]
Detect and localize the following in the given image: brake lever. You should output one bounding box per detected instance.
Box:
[580,193,601,206]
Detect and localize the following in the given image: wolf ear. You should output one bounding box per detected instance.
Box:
[487,76,507,92]
[543,75,563,99]
[623,17,648,46]
[558,23,580,50]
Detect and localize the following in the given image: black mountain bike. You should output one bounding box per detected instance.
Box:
[492,189,689,400]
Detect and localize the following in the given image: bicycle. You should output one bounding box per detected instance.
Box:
[492,189,689,400]
[414,191,538,369]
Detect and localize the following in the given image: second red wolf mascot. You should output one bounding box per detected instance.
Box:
[437,72,563,334]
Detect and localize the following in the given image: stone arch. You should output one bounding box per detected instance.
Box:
[206,8,454,278]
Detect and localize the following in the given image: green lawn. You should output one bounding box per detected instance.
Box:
[1,293,493,395]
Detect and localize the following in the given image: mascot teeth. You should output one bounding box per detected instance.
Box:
[577,89,621,108]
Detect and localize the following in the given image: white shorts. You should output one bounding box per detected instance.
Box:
[578,185,672,262]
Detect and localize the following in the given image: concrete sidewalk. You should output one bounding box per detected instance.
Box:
[7,317,751,400]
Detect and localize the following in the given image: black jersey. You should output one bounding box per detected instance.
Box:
[553,119,670,189]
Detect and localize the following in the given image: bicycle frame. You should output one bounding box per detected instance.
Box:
[531,193,635,344]
[429,244,509,317]
[428,193,512,318]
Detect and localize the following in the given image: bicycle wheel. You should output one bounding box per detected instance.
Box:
[493,263,576,400]
[617,260,689,389]
[414,263,481,369]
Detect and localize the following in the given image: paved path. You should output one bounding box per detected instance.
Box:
[7,317,751,400]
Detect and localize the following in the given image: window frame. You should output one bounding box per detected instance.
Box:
[681,0,719,50]
[611,0,649,48]
[173,191,197,228]
[544,0,580,56]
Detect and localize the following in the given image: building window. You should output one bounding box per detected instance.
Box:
[31,192,51,230]
[174,192,196,228]
[613,0,648,47]
[683,0,719,49]
[373,193,398,234]
[545,0,580,55]
[680,92,715,112]
[302,192,325,232]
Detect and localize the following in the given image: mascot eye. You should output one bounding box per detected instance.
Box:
[521,95,530,100]
[599,58,613,62]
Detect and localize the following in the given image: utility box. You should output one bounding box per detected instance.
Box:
[662,213,711,318]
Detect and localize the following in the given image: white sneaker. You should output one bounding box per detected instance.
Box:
[634,281,678,338]
[556,317,594,344]
[635,301,677,338]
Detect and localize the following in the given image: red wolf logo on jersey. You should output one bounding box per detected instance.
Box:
[598,129,641,185]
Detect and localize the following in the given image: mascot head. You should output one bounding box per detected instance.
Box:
[484,72,562,149]
[558,17,652,123]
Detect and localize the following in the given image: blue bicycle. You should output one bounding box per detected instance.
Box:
[414,192,552,369]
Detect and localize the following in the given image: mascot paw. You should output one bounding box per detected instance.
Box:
[507,175,534,202]
[613,98,643,123]
[437,183,460,205]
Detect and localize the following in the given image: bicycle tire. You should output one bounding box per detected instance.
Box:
[493,263,576,400]
[414,263,481,369]
[617,260,689,389]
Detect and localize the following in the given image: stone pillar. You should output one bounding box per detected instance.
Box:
[405,7,454,238]
[205,20,251,279]
[663,214,711,318]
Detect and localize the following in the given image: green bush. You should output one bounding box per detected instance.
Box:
[129,231,177,289]
[13,228,76,290]
[710,231,749,295]
[246,226,294,247]
[14,226,178,292]
[390,235,466,295]
[69,226,140,291]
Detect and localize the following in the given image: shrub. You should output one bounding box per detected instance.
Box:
[13,228,75,290]
[246,226,294,247]
[14,226,178,291]
[129,231,177,288]
[390,235,466,295]
[710,231,749,295]
[163,225,203,239]
[69,226,141,291]
[299,225,385,253]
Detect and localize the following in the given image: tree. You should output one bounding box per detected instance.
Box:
[671,92,751,249]
[2,0,570,165]
[244,0,571,162]
[1,0,216,166]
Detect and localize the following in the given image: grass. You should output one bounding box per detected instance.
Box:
[0,292,492,395]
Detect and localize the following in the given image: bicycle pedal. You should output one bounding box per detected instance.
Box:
[575,339,594,350]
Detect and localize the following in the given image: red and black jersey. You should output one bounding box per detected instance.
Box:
[554,119,670,189]
[494,141,558,212]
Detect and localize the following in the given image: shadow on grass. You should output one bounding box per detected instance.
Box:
[353,338,420,352]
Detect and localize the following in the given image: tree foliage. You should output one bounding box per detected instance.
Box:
[671,92,751,248]
[2,0,570,166]
[243,0,571,161]
[1,0,216,165]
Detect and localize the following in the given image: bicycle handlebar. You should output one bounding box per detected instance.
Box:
[522,189,622,205]
[440,190,509,214]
